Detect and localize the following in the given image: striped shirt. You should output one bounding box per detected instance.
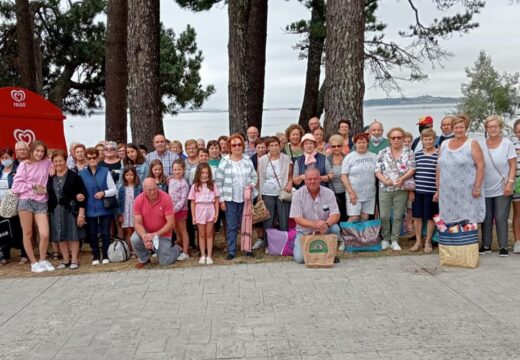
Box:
[289,185,340,234]
[145,150,179,176]
[414,150,438,194]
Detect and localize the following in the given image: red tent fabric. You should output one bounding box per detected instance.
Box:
[0,87,67,151]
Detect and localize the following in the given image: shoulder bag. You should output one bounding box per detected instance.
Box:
[252,194,271,224]
[0,190,19,218]
[268,156,292,202]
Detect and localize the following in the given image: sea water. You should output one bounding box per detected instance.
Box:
[64,103,458,147]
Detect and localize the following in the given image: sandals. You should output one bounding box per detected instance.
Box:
[409,243,422,252]
[424,244,433,253]
[69,263,79,270]
[56,262,70,270]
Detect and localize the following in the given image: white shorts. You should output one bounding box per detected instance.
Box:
[346,194,375,216]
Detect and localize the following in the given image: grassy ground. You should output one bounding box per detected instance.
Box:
[0,231,440,279]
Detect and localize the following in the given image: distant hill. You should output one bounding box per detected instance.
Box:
[364,95,459,107]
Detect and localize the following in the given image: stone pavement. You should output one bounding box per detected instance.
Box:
[1,254,520,360]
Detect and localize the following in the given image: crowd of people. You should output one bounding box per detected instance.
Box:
[1,113,519,272]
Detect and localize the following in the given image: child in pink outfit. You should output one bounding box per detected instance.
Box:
[188,163,219,265]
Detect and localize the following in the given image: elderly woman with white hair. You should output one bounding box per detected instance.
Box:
[479,115,517,256]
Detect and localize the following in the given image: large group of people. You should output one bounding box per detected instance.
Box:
[1,113,519,273]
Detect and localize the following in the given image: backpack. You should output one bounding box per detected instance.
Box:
[108,239,130,262]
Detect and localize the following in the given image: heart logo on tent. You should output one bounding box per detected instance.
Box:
[13,129,35,145]
[10,90,26,102]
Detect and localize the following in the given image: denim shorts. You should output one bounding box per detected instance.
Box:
[18,199,48,214]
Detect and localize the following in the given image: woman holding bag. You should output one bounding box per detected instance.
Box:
[215,134,258,260]
[257,137,293,246]
[79,147,117,265]
[479,115,516,256]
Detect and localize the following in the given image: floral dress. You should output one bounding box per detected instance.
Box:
[122,186,135,228]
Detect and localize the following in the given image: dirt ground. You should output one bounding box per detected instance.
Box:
[0,231,441,279]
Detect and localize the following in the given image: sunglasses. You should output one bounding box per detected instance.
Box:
[331,145,342,148]
[104,147,116,151]
[86,156,98,160]
[230,143,242,148]
[390,136,403,140]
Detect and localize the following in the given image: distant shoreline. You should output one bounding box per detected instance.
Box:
[78,96,459,117]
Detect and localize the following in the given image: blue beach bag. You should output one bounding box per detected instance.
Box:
[340,219,381,252]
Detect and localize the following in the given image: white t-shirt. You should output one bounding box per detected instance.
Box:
[481,138,517,197]
[341,151,377,201]
[263,159,282,196]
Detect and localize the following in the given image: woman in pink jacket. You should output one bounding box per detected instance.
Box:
[12,140,54,273]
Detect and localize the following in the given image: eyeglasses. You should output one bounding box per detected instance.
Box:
[390,136,403,140]
[105,147,116,151]
[231,143,242,148]
[86,156,98,160]
[331,145,342,148]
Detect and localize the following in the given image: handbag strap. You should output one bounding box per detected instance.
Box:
[268,156,283,189]
[485,141,506,184]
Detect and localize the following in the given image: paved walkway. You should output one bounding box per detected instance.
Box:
[1,254,520,359]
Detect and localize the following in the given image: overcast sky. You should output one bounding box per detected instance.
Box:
[160,0,520,109]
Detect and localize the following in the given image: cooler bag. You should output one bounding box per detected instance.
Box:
[340,219,381,252]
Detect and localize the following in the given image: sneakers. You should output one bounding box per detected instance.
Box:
[31,262,45,273]
[252,239,265,250]
[391,242,401,251]
[206,257,213,265]
[102,258,110,265]
[199,256,206,265]
[479,246,492,254]
[513,241,520,254]
[39,260,55,272]
[92,259,100,266]
[56,263,70,270]
[381,240,390,250]
[338,240,345,252]
[499,248,509,257]
[69,263,79,270]
[177,252,190,261]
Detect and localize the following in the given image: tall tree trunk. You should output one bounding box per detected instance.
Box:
[15,0,38,93]
[246,0,268,133]
[298,0,325,131]
[228,0,268,136]
[128,0,162,150]
[228,0,250,136]
[324,0,365,138]
[105,0,128,143]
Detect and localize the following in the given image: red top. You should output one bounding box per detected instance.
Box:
[133,191,174,237]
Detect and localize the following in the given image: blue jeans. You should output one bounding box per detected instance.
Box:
[293,224,340,264]
[224,201,244,256]
[87,215,112,260]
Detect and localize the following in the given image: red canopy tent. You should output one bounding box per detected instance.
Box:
[0,87,67,151]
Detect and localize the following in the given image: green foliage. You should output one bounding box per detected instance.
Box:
[0,0,214,115]
[457,51,520,133]
[174,0,224,12]
[0,0,106,114]
[160,25,215,114]
[286,0,486,93]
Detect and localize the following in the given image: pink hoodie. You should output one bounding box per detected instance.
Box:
[12,159,52,202]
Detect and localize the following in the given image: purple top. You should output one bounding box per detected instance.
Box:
[12,159,52,202]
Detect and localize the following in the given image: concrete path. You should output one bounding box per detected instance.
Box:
[1,254,520,359]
